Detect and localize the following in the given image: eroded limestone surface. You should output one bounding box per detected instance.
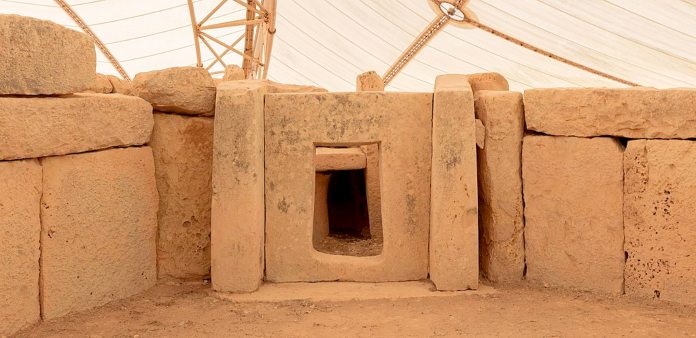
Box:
[133,67,216,115]
[475,91,525,283]
[465,72,509,93]
[151,113,213,279]
[356,71,384,91]
[523,135,624,294]
[0,14,95,95]
[0,93,153,160]
[0,159,41,336]
[41,147,158,319]
[524,88,696,138]
[624,140,696,304]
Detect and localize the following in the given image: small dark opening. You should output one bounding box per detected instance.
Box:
[313,145,383,256]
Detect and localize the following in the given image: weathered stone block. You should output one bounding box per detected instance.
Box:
[429,75,478,290]
[89,74,114,94]
[0,14,96,95]
[150,113,213,279]
[356,71,384,91]
[466,72,509,93]
[524,88,696,138]
[106,75,132,95]
[223,65,245,81]
[522,135,624,294]
[475,91,525,283]
[624,140,696,304]
[0,93,153,160]
[0,159,41,336]
[265,92,432,282]
[211,80,327,293]
[41,147,158,319]
[315,147,366,171]
[133,67,216,115]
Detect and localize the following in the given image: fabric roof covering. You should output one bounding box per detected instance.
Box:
[2,0,695,92]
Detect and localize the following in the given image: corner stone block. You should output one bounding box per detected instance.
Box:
[0,14,96,95]
[475,90,525,283]
[624,140,696,304]
[151,113,214,279]
[430,75,479,291]
[524,88,696,139]
[0,93,153,161]
[522,135,624,294]
[0,159,41,336]
[40,147,158,319]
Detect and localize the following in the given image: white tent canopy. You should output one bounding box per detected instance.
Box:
[2,0,695,92]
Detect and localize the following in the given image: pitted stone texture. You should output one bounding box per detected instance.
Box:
[0,159,41,336]
[315,147,366,171]
[430,75,478,290]
[475,91,525,283]
[356,71,384,91]
[466,73,509,93]
[151,113,213,279]
[624,140,696,304]
[41,147,158,319]
[212,80,327,292]
[265,92,432,282]
[89,74,114,94]
[223,65,245,81]
[523,135,624,294]
[524,88,696,139]
[0,93,153,160]
[0,14,96,95]
[133,67,216,115]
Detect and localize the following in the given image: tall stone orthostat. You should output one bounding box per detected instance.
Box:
[0,14,96,95]
[429,75,479,290]
[624,140,696,304]
[523,135,624,294]
[151,113,214,280]
[0,159,41,336]
[40,147,158,319]
[475,91,525,283]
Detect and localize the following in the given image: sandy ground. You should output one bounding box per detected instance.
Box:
[16,281,696,337]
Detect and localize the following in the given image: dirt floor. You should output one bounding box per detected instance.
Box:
[16,281,696,337]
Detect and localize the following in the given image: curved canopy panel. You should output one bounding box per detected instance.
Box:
[2,0,695,92]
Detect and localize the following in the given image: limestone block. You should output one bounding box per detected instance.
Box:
[315,147,366,171]
[0,14,96,95]
[265,92,432,282]
[223,65,245,81]
[90,74,114,93]
[0,159,41,336]
[356,71,384,91]
[106,75,132,95]
[624,140,696,304]
[475,91,525,283]
[430,75,479,290]
[150,113,214,279]
[41,147,158,319]
[133,67,216,115]
[475,119,485,149]
[522,135,624,294]
[0,93,153,160]
[211,80,327,292]
[524,88,696,138]
[360,143,382,241]
[466,72,509,93]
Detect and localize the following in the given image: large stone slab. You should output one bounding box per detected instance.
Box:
[0,159,41,336]
[429,75,478,290]
[150,113,213,279]
[475,91,525,283]
[624,140,696,304]
[41,147,158,319]
[524,88,696,139]
[522,135,624,294]
[211,80,326,293]
[265,92,432,282]
[133,67,216,115]
[0,93,153,160]
[0,14,96,95]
